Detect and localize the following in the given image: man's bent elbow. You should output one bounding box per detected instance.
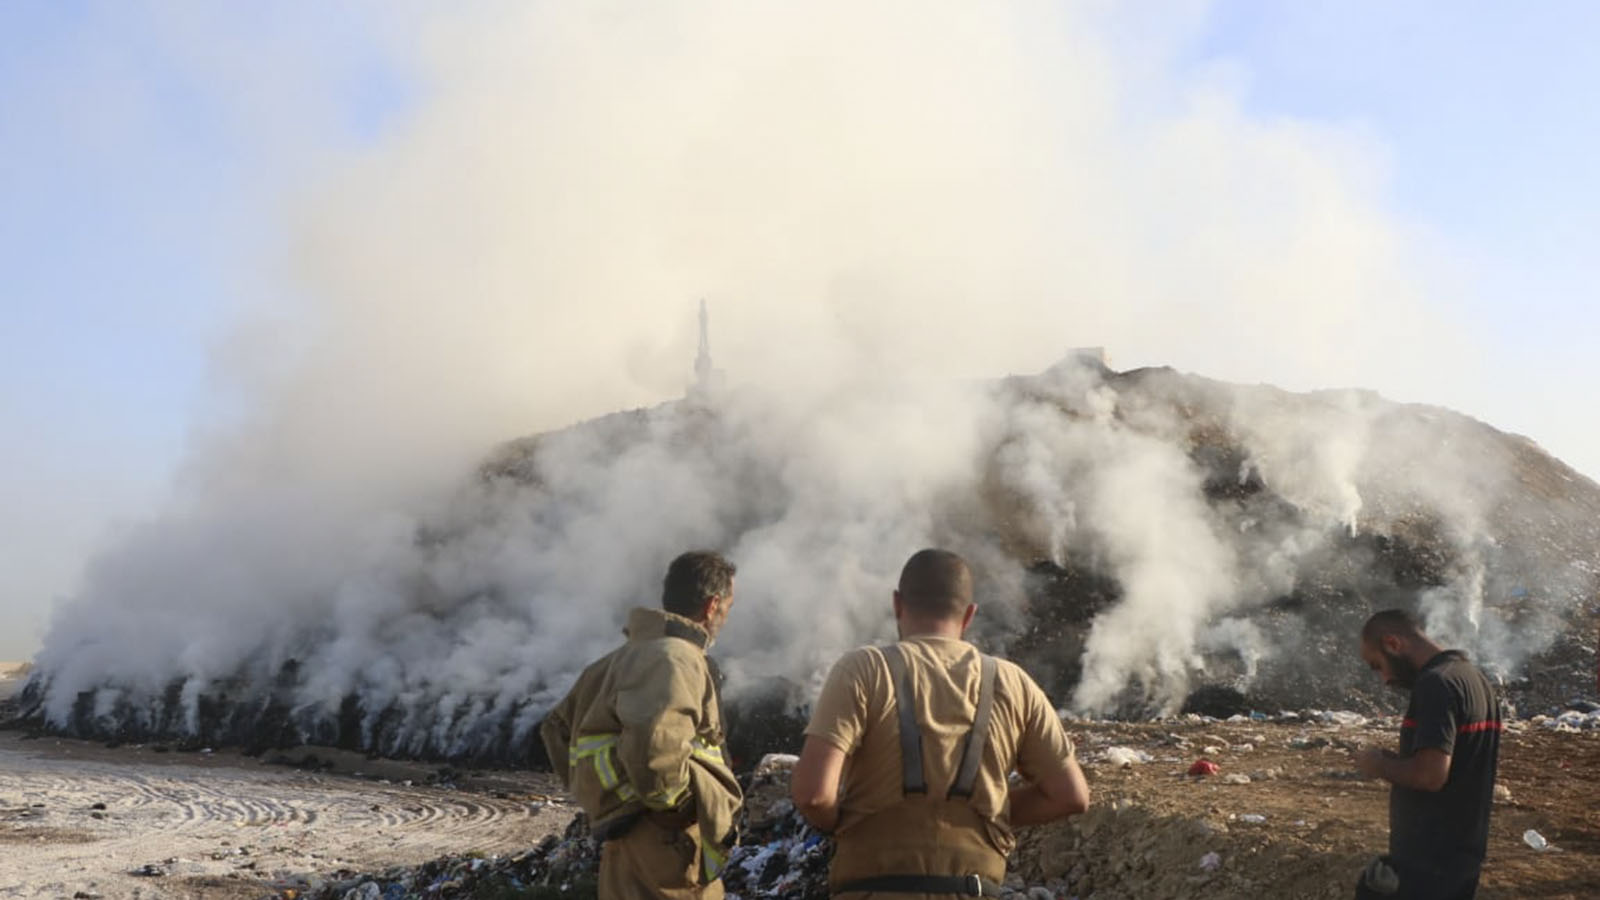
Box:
[790,785,834,825]
[793,799,837,832]
[1039,765,1091,820]
[1417,771,1449,792]
[1064,787,1090,816]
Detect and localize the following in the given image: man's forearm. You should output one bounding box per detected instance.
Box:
[1007,784,1059,827]
[1374,752,1447,791]
[795,799,839,833]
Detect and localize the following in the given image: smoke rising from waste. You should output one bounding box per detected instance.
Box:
[25,3,1593,749]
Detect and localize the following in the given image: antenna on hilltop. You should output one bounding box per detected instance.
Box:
[690,299,724,400]
[695,299,713,387]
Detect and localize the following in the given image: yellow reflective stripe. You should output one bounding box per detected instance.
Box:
[570,734,628,792]
[616,783,638,801]
[701,837,727,881]
[594,749,621,789]
[689,738,725,765]
[642,783,688,810]
[572,733,620,755]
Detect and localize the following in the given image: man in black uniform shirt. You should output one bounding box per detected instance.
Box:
[1352,609,1503,899]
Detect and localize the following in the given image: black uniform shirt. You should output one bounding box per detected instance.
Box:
[1390,650,1503,869]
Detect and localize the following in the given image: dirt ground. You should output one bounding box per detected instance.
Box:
[1016,717,1600,899]
[0,730,570,899]
[0,715,1595,899]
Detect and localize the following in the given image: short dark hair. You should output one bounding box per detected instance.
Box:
[661,550,736,618]
[1362,608,1423,644]
[897,548,973,619]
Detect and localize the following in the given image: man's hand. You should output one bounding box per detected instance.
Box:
[1352,746,1450,791]
[1354,747,1388,779]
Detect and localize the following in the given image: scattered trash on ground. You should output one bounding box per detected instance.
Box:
[1101,746,1153,768]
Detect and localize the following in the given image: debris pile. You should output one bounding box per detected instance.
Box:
[17,362,1600,763]
[300,814,601,900]
[1529,700,1600,732]
[293,753,1130,900]
[242,713,1600,899]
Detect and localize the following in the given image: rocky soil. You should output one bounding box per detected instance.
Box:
[311,714,1599,900]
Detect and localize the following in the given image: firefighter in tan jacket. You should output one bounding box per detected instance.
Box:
[792,549,1091,897]
[540,551,743,900]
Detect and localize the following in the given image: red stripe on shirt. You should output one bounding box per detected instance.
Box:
[1402,718,1501,733]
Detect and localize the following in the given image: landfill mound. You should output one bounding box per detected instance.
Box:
[14,360,1600,762]
[283,712,1600,900]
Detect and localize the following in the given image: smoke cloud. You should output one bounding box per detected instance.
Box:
[27,3,1593,749]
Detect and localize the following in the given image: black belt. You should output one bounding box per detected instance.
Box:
[834,874,1004,896]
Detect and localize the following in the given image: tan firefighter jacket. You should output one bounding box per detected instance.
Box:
[539,606,742,883]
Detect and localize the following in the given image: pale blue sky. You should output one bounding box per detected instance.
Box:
[2,2,1596,659]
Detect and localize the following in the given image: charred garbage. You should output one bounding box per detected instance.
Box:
[10,360,1599,764]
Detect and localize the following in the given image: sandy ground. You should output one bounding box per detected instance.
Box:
[0,731,569,899]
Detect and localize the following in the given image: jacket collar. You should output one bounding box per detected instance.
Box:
[1422,649,1467,672]
[625,606,711,650]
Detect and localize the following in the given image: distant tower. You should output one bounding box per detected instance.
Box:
[694,299,713,388]
[690,299,724,399]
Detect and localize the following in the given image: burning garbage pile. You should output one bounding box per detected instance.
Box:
[12,360,1600,761]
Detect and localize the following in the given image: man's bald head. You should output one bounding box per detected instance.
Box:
[1361,609,1425,647]
[897,549,973,620]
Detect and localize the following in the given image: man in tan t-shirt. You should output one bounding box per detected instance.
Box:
[791,549,1090,897]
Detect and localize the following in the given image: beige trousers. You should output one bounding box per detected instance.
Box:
[599,818,724,900]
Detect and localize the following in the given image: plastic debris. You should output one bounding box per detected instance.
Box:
[1198,851,1222,871]
[1237,814,1266,824]
[1102,746,1153,768]
[341,883,381,900]
[1188,759,1220,777]
[1523,829,1549,851]
[755,753,799,774]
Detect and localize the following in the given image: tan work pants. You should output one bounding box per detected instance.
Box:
[599,818,724,900]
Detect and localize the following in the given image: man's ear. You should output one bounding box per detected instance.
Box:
[1381,634,1405,655]
[700,594,719,622]
[892,590,904,619]
[960,603,977,632]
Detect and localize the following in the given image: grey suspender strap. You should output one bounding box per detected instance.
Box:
[880,644,928,795]
[881,645,998,800]
[949,653,997,799]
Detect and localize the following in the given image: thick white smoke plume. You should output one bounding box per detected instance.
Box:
[28,3,1593,750]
